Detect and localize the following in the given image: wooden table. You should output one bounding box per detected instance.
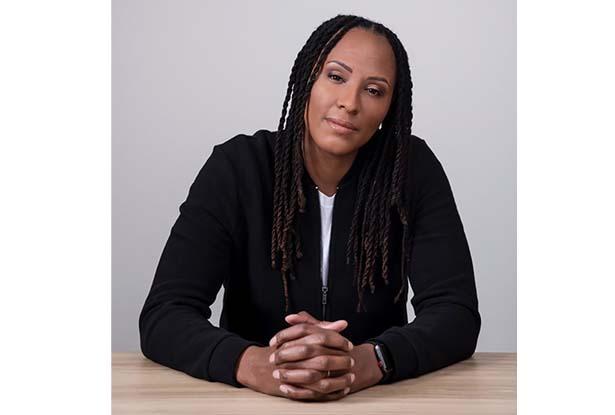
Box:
[113,352,516,414]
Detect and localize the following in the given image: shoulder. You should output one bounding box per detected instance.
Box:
[408,134,447,176]
[192,129,275,186]
[186,129,276,232]
[407,134,455,199]
[214,128,276,165]
[202,129,276,196]
[409,134,432,163]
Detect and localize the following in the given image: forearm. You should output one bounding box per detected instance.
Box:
[371,301,480,382]
[139,299,260,387]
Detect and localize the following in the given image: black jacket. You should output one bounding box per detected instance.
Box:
[139,129,481,388]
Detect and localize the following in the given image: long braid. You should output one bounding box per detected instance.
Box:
[271,15,416,314]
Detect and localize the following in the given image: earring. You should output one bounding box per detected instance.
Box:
[378,122,383,130]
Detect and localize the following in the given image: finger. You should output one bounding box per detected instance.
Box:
[318,320,348,331]
[284,311,348,327]
[271,323,352,349]
[278,332,353,353]
[296,311,319,322]
[284,312,344,328]
[272,368,323,384]
[277,354,355,372]
[273,344,348,364]
[285,311,320,325]
[269,323,314,347]
[280,383,350,401]
[300,372,355,394]
[285,314,348,332]
[274,368,350,386]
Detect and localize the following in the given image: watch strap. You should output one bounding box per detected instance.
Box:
[365,340,394,384]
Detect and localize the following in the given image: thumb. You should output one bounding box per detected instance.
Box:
[318,320,348,331]
[285,311,320,325]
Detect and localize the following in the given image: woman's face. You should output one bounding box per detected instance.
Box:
[305,28,397,157]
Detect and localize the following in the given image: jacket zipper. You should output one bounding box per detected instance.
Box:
[316,184,339,321]
[316,185,328,320]
[321,285,328,320]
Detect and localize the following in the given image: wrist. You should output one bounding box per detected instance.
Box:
[351,343,384,389]
[366,339,397,385]
[235,345,261,387]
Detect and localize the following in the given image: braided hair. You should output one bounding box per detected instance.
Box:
[270,14,415,314]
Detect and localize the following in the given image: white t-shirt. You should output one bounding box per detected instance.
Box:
[318,189,336,287]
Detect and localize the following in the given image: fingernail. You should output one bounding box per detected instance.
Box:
[269,337,277,347]
[348,341,354,350]
[350,358,355,367]
[269,353,275,363]
[280,385,289,394]
[273,370,280,379]
[350,373,355,383]
[344,387,350,394]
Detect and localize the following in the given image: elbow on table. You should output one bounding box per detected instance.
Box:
[137,301,160,361]
[462,307,482,359]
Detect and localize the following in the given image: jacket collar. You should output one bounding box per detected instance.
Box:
[302,146,370,190]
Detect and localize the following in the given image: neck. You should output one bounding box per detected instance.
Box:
[303,132,357,197]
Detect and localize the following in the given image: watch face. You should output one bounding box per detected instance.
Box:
[375,344,392,373]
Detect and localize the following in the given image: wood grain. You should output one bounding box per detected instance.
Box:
[112,352,516,414]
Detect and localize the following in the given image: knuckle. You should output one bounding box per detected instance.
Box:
[316,333,327,345]
[305,344,317,356]
[309,370,321,383]
[316,356,329,370]
[297,344,309,356]
[319,379,330,390]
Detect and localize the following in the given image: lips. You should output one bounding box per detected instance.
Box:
[325,117,358,133]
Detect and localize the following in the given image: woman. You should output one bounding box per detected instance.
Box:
[139,14,481,402]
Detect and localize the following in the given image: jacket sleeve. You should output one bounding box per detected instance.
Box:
[367,137,481,383]
[138,145,261,388]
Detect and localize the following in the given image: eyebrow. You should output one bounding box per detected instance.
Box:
[326,60,391,86]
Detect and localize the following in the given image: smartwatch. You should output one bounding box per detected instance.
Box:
[365,340,394,384]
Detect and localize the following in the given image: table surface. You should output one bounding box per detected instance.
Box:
[113,352,516,414]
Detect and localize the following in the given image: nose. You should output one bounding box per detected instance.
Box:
[337,84,360,114]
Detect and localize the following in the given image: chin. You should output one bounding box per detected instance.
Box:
[314,133,360,157]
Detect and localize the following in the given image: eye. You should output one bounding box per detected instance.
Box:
[327,73,344,82]
[366,87,382,97]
